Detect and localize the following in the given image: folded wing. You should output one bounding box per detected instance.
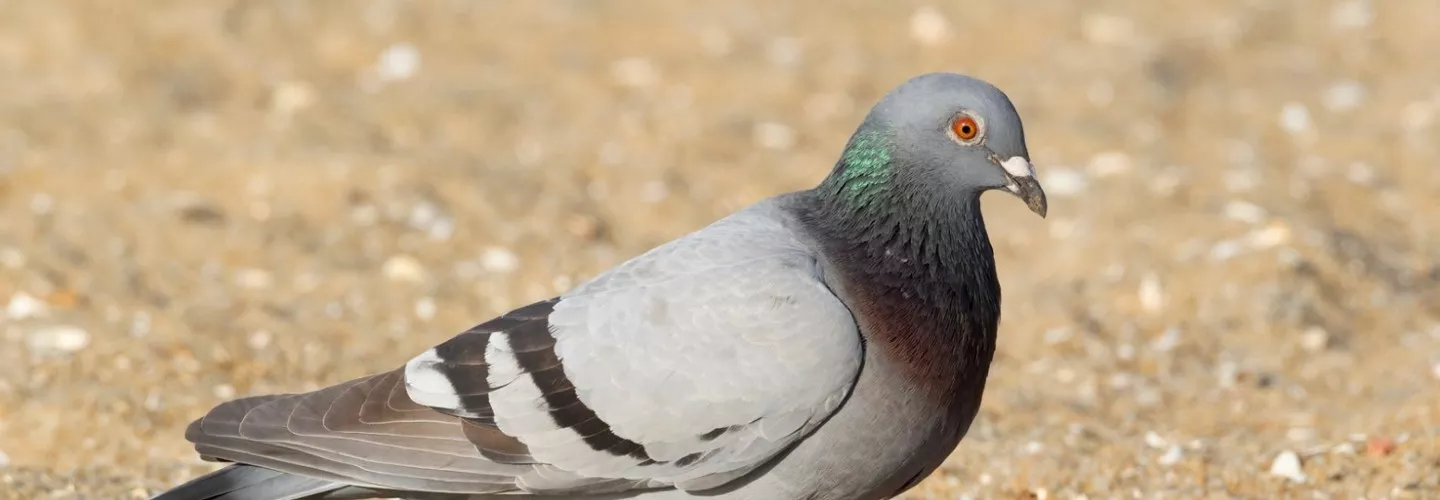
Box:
[185,202,862,496]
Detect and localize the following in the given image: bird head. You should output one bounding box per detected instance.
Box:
[860,72,1048,218]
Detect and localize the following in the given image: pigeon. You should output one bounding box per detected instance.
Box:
[151,71,1047,500]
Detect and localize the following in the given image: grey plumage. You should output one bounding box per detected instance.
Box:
[155,464,364,500]
[152,72,1047,500]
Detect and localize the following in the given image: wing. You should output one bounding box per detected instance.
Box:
[183,372,538,495]
[183,201,863,496]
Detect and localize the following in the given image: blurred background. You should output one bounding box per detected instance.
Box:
[0,1,1437,498]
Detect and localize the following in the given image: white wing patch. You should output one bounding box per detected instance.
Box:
[403,349,468,413]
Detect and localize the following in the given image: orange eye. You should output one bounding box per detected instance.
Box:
[951,115,980,142]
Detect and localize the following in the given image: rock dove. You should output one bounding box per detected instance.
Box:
[152,72,1047,500]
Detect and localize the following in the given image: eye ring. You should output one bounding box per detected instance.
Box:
[949,113,984,145]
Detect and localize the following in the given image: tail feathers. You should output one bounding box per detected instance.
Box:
[151,464,344,500]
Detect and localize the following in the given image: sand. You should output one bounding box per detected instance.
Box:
[0,1,1437,498]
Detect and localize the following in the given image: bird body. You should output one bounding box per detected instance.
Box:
[152,72,1048,500]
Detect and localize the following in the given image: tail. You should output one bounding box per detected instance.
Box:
[150,464,345,500]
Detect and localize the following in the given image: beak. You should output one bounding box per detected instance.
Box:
[995,155,1047,218]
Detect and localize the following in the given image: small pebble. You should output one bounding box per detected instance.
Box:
[1400,101,1434,132]
[908,6,951,46]
[5,292,48,320]
[1323,80,1366,112]
[641,181,669,203]
[1042,327,1072,345]
[144,391,162,411]
[1108,373,1133,391]
[1150,327,1181,352]
[1135,386,1162,407]
[233,268,274,289]
[29,193,55,215]
[479,247,520,274]
[1330,0,1374,30]
[407,202,453,241]
[46,290,77,308]
[565,215,601,239]
[213,384,236,399]
[1040,168,1088,197]
[1115,343,1136,361]
[552,275,574,292]
[269,80,316,116]
[611,57,661,88]
[375,43,421,83]
[1217,360,1239,388]
[425,219,455,241]
[1081,13,1135,46]
[765,37,804,68]
[0,448,9,468]
[753,121,797,151]
[1346,162,1376,185]
[383,255,429,283]
[130,311,151,338]
[1054,368,1075,384]
[1157,445,1183,466]
[1365,436,1396,458]
[1287,427,1317,442]
[1086,151,1132,177]
[414,297,437,321]
[350,204,380,226]
[1223,200,1266,224]
[1244,224,1291,250]
[1279,102,1312,134]
[1138,274,1165,313]
[27,325,92,355]
[1300,327,1330,352]
[0,247,24,269]
[1269,450,1307,483]
[247,330,272,350]
[1144,431,1168,449]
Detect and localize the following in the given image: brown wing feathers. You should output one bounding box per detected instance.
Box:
[180,297,662,495]
[185,371,524,494]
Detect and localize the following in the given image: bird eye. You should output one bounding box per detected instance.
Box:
[950,115,981,143]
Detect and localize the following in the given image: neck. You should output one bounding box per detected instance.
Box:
[797,159,1002,406]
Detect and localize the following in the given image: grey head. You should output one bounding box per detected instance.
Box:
[821,72,1047,218]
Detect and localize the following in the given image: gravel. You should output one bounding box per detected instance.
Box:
[0,1,1437,499]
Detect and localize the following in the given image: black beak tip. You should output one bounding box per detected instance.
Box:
[1011,176,1048,219]
[1029,196,1048,219]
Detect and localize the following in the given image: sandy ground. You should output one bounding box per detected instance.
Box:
[0,1,1438,499]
